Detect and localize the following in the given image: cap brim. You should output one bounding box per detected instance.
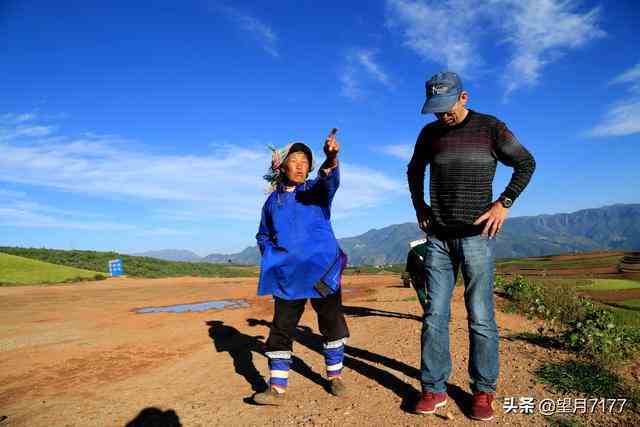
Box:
[421,93,459,114]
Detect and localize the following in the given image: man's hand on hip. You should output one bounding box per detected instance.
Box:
[474,202,509,238]
[416,206,432,234]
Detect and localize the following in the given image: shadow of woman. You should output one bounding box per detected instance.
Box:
[246,318,429,413]
[206,320,268,393]
[206,320,327,401]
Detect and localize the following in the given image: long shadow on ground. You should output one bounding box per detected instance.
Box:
[205,320,326,403]
[246,318,471,415]
[342,305,422,322]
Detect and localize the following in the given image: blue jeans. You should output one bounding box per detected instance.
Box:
[420,233,499,393]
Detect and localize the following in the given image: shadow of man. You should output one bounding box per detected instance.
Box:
[125,407,181,427]
[342,305,422,322]
[206,320,268,393]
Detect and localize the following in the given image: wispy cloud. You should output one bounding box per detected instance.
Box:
[0,188,189,235]
[0,125,55,141]
[1,112,38,123]
[378,144,413,161]
[385,0,484,76]
[0,114,405,225]
[610,63,640,90]
[497,0,605,97]
[385,0,604,97]
[587,62,640,138]
[336,163,405,213]
[340,49,392,100]
[215,3,279,58]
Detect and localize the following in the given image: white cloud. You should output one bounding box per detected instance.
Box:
[587,62,640,137]
[497,0,605,97]
[0,113,37,124]
[0,115,405,224]
[378,144,414,161]
[0,189,190,235]
[0,125,55,141]
[340,49,392,100]
[334,162,405,213]
[355,50,391,86]
[385,0,604,96]
[610,63,640,91]
[0,203,135,231]
[385,0,484,76]
[339,67,364,100]
[216,3,279,58]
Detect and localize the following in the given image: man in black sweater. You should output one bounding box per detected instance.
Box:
[407,71,535,421]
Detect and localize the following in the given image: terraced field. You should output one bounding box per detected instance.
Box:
[497,251,640,328]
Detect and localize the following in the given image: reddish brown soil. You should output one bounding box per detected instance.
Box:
[546,252,625,262]
[0,275,636,426]
[579,288,640,302]
[503,266,620,276]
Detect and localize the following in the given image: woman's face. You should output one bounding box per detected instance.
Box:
[283,151,310,185]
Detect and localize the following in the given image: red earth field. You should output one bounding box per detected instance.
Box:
[0,274,637,426]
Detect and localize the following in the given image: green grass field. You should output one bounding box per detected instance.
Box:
[0,252,105,286]
[607,305,640,328]
[576,279,640,291]
[618,299,640,309]
[0,247,258,279]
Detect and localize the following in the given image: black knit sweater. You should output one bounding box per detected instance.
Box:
[407,110,536,238]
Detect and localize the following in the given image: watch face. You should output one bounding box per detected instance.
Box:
[502,197,513,208]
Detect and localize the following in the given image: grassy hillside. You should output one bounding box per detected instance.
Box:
[497,253,623,270]
[0,247,257,279]
[0,253,106,286]
[577,279,640,291]
[343,264,405,275]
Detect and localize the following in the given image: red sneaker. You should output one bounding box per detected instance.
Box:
[415,391,447,414]
[470,391,495,421]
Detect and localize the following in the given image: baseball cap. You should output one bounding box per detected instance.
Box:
[421,71,463,114]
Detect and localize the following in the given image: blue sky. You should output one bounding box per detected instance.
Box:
[1,0,639,256]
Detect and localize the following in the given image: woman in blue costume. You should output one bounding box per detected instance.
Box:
[253,129,349,405]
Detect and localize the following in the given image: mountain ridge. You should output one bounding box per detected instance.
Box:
[145,203,640,266]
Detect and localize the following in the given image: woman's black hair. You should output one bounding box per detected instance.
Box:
[286,142,313,166]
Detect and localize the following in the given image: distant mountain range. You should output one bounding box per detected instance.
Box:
[135,204,640,266]
[130,249,202,262]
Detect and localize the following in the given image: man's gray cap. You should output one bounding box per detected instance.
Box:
[421,71,463,114]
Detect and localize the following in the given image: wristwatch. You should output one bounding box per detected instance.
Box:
[499,195,513,208]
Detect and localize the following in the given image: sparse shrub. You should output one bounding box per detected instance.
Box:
[561,303,639,364]
[503,275,541,302]
[493,274,507,291]
[502,275,547,318]
[499,275,640,363]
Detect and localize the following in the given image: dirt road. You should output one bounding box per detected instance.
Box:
[0,275,623,426]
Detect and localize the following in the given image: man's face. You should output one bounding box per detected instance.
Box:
[283,151,310,185]
[435,92,468,126]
